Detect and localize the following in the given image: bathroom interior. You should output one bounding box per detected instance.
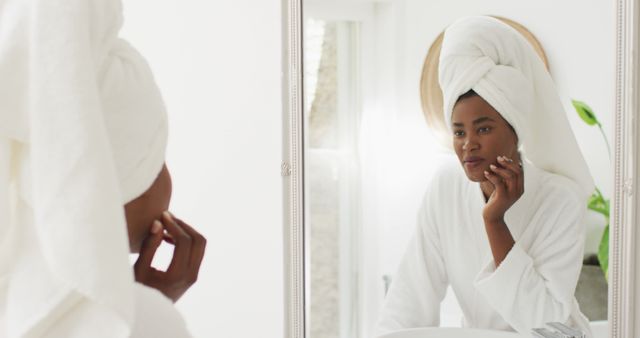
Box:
[301,0,612,337]
[116,0,622,337]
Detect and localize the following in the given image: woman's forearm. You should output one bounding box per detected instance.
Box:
[483,218,515,267]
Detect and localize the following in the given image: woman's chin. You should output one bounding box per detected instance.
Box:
[464,169,486,182]
[129,238,142,254]
[130,244,140,254]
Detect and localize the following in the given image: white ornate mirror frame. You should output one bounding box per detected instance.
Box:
[282,0,640,337]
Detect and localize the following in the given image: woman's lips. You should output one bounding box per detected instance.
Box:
[464,158,485,170]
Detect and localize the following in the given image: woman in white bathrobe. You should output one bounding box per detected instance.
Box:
[376,17,594,337]
[0,0,205,337]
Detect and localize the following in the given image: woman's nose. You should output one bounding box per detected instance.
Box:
[462,137,479,151]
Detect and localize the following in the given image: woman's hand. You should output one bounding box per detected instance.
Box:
[482,156,524,223]
[134,211,207,302]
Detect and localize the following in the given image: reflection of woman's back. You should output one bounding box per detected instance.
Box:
[376,16,594,338]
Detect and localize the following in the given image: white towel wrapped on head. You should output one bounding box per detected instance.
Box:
[100,38,169,204]
[438,16,594,199]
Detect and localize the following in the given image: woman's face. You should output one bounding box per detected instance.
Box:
[124,164,172,253]
[451,95,519,182]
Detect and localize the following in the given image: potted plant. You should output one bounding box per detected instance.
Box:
[572,99,610,280]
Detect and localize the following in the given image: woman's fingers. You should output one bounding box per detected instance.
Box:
[497,156,523,179]
[491,157,523,191]
[161,211,191,275]
[489,164,515,190]
[133,212,207,303]
[134,220,164,276]
[484,170,505,194]
[497,156,524,194]
[489,164,514,178]
[163,231,175,245]
[173,216,206,283]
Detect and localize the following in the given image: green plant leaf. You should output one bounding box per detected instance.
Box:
[572,99,600,126]
[587,190,609,217]
[598,224,609,281]
[595,187,604,199]
[587,192,603,208]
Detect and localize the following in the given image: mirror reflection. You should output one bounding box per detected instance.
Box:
[303,2,613,338]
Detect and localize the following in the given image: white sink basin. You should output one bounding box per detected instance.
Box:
[378,328,527,338]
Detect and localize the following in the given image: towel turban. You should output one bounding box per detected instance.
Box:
[438,16,594,198]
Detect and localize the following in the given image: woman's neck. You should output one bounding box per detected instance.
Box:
[480,152,522,201]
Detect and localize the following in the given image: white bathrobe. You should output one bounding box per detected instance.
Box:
[376,157,592,337]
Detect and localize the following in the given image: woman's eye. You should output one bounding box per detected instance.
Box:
[453,130,464,137]
[478,126,491,134]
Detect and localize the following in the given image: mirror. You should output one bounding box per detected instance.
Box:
[283,0,638,337]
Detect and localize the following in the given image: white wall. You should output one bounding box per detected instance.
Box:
[120,2,283,337]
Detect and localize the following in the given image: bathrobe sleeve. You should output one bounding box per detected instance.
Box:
[473,183,586,334]
[0,142,12,280]
[39,283,191,338]
[0,0,30,281]
[375,186,449,336]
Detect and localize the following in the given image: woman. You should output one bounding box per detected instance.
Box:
[0,0,205,336]
[376,16,594,337]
